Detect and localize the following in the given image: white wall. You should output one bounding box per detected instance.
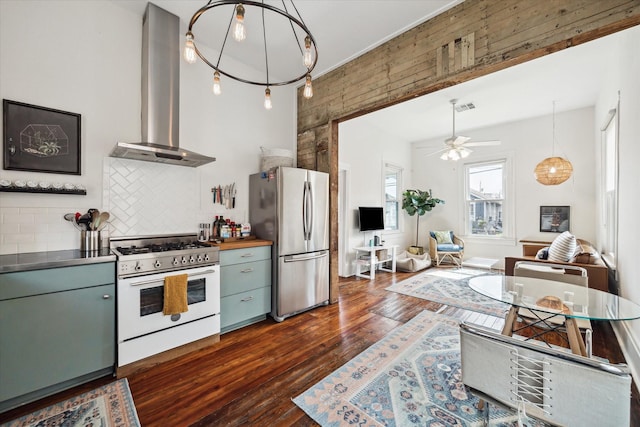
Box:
[339,118,412,276]
[411,107,597,262]
[0,1,295,254]
[595,25,640,380]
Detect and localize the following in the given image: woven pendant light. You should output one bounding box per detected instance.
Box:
[534,156,573,185]
[534,101,573,185]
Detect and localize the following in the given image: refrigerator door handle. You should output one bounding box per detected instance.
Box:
[303,181,313,240]
[302,181,307,239]
[306,181,313,238]
[283,251,328,262]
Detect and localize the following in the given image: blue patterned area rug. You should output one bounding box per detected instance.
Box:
[294,310,544,426]
[385,268,510,318]
[2,379,140,427]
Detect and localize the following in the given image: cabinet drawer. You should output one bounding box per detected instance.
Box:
[220,246,271,266]
[221,259,271,297]
[221,287,271,329]
[0,263,115,300]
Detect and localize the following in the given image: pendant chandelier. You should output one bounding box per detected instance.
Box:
[183,1,318,109]
[534,101,573,185]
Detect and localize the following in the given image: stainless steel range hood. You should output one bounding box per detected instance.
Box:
[110,3,215,167]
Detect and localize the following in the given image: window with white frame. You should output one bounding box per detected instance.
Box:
[602,108,618,260]
[464,160,507,237]
[384,163,402,231]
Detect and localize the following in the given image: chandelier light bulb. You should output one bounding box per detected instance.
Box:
[183,32,197,64]
[212,71,221,95]
[303,74,313,99]
[264,88,273,110]
[303,35,314,68]
[233,4,246,42]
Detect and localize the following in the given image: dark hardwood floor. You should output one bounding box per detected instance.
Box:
[1,269,638,426]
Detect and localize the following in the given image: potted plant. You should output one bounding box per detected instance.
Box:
[402,189,444,254]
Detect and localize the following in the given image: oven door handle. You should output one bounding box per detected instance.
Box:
[127,269,217,287]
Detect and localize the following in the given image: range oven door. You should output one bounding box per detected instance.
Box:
[118,265,220,342]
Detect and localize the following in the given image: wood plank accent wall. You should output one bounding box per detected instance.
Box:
[297,0,640,302]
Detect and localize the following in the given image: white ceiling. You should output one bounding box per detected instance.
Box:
[113,0,462,81]
[113,1,629,143]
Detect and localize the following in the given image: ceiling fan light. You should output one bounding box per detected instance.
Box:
[448,149,460,161]
[459,147,472,158]
[440,152,449,160]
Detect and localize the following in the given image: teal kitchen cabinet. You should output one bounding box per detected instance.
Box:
[0,262,115,412]
[220,245,271,333]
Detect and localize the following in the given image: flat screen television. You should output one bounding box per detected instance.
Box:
[358,207,384,231]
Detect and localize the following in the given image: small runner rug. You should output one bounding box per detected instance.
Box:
[385,268,510,318]
[3,378,140,427]
[293,310,541,426]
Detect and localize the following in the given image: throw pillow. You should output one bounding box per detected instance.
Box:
[536,247,549,260]
[434,230,453,244]
[571,240,601,264]
[548,231,577,262]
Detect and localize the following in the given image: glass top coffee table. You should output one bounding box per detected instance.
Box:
[469,275,640,356]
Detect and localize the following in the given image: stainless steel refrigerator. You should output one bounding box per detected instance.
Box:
[249,167,329,322]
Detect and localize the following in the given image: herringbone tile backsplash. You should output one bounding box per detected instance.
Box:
[103,158,200,236]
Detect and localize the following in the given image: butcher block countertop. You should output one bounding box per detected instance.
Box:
[206,238,272,251]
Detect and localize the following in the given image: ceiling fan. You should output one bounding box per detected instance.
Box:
[424,99,501,161]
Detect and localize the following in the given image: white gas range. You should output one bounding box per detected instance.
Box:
[111,234,220,372]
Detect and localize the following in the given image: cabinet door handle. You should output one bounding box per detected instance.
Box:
[240,268,254,273]
[240,253,254,258]
[240,296,254,302]
[102,294,112,300]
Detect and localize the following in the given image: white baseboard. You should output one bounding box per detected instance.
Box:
[611,319,640,384]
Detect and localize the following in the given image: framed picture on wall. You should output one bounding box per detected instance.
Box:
[540,205,570,233]
[3,99,81,175]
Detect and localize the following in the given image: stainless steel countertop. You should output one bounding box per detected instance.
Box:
[0,249,116,274]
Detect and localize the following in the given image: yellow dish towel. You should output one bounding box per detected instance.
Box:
[163,273,188,315]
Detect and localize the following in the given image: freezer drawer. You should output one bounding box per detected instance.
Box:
[274,250,329,321]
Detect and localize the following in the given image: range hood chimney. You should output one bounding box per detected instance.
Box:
[110,3,215,167]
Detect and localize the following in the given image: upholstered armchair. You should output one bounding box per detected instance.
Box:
[429,230,464,267]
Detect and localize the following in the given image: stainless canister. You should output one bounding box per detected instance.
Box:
[81,230,100,252]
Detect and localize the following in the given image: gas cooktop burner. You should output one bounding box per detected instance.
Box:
[111,234,220,277]
[116,241,207,255]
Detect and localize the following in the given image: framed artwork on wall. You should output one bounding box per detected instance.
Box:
[540,205,570,233]
[3,99,81,175]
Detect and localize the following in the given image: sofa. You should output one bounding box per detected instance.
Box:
[505,237,610,293]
